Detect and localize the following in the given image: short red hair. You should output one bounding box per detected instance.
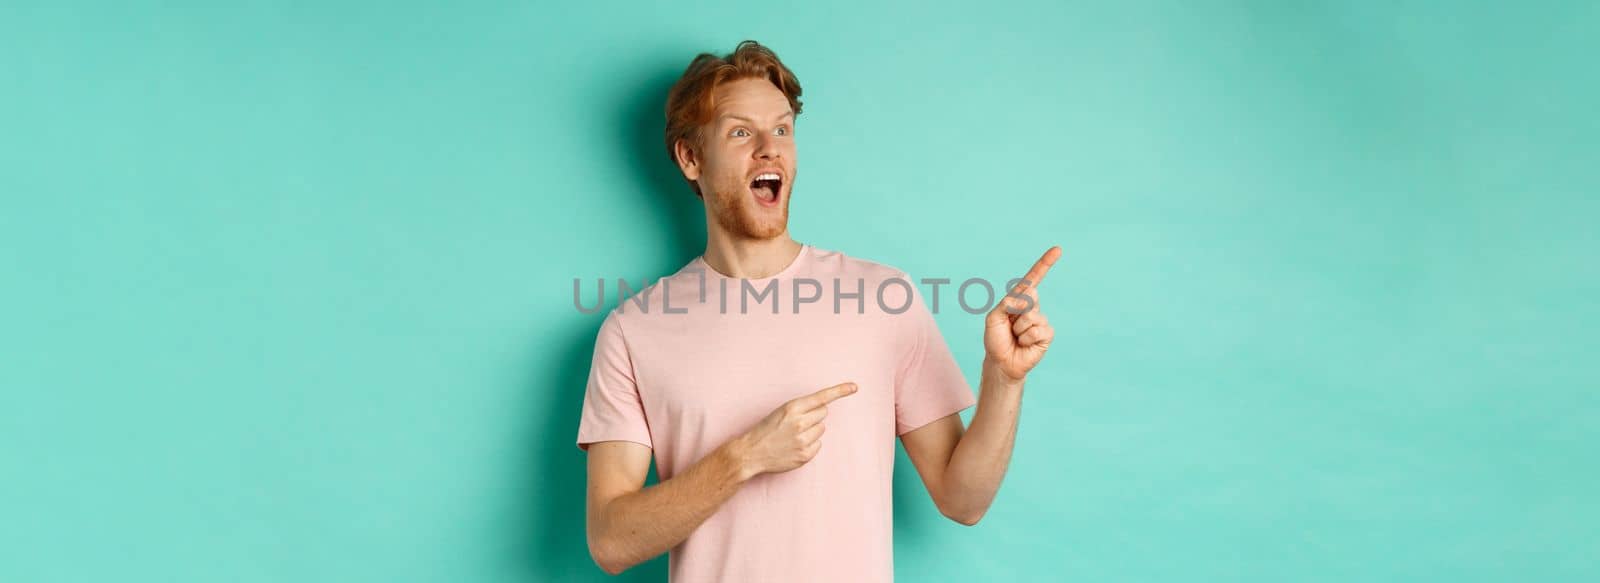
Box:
[664,40,804,195]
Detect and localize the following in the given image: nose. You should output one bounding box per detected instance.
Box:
[754,133,780,161]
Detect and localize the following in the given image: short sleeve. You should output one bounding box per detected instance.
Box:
[575,312,653,451]
[893,281,977,435]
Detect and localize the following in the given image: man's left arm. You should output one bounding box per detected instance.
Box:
[901,246,1062,526]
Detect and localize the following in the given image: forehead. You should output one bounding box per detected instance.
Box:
[710,78,793,123]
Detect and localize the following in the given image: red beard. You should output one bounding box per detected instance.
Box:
[710,186,788,240]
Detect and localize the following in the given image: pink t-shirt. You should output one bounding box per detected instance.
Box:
[576,244,975,582]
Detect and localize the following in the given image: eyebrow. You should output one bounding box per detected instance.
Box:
[718,111,795,124]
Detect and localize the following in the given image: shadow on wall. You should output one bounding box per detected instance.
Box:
[515,57,704,581]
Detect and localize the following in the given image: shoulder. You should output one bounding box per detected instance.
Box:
[804,245,913,284]
[596,257,709,326]
[804,246,928,316]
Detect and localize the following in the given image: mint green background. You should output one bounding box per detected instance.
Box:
[3,1,1597,581]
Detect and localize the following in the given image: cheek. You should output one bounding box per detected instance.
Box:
[704,148,745,180]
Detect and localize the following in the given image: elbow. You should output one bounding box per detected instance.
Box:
[587,533,632,575]
[589,546,628,576]
[943,508,985,526]
[938,501,988,526]
[596,559,627,577]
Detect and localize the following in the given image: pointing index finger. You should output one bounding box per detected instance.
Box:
[1013,246,1062,293]
[795,382,858,410]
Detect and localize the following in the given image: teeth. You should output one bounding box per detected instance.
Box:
[754,173,780,181]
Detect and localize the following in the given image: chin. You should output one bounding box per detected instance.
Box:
[747,223,787,240]
[731,212,786,240]
[710,193,789,240]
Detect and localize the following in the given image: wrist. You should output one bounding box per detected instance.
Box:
[981,357,1027,391]
[721,435,762,482]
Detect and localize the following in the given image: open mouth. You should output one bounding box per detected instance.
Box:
[750,172,783,206]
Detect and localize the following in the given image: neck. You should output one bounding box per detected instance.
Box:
[702,230,802,279]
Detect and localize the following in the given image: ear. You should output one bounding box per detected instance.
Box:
[672,137,701,183]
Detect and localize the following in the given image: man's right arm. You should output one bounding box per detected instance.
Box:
[583,382,858,575]
[584,439,753,575]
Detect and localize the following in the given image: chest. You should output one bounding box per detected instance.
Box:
[628,312,901,440]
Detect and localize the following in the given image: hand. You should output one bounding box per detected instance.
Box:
[735,382,858,476]
[984,246,1062,383]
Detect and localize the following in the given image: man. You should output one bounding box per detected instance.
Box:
[576,40,1061,581]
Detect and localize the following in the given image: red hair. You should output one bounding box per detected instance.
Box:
[664,40,804,196]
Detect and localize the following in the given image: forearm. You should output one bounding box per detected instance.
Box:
[941,358,1025,522]
[590,438,755,574]
[589,382,852,572]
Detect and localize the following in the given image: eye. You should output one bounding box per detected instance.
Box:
[775,126,789,136]
[731,128,750,138]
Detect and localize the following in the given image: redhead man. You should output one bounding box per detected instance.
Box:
[576,40,1061,581]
